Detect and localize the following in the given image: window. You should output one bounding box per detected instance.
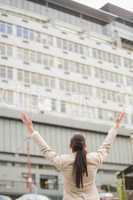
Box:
[43,54,48,66]
[47,35,53,46]
[38,74,43,86]
[43,33,53,46]
[68,41,73,51]
[0,43,13,57]
[29,30,34,40]
[98,108,108,120]
[17,69,49,87]
[124,58,133,69]
[56,37,89,55]
[63,39,68,50]
[79,45,83,55]
[97,108,126,123]
[0,21,13,35]
[92,48,97,58]
[94,67,123,85]
[5,90,13,104]
[57,58,91,76]
[7,67,13,79]
[24,71,30,83]
[16,25,22,37]
[57,58,62,68]
[127,76,133,87]
[66,102,96,119]
[23,49,30,62]
[0,43,5,55]
[23,27,29,39]
[64,60,69,71]
[17,47,54,67]
[0,89,14,104]
[60,100,66,113]
[49,56,54,67]
[36,52,42,64]
[31,73,37,85]
[70,103,78,116]
[0,65,13,80]
[40,175,58,190]
[16,25,53,44]
[0,66,6,79]
[92,48,121,65]
[18,92,34,109]
[17,69,23,81]
[128,95,133,105]
[35,31,41,42]
[74,42,78,53]
[7,23,12,34]
[17,47,23,59]
[17,26,29,39]
[44,76,55,89]
[7,45,13,57]
[56,37,62,48]
[31,95,38,108]
[59,79,92,95]
[51,98,56,111]
[30,50,36,63]
[0,21,5,33]
[96,87,125,104]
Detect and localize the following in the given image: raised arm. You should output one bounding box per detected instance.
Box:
[90,112,125,166]
[21,112,64,171]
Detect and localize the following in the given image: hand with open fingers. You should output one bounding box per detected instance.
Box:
[115,112,125,128]
[21,112,34,135]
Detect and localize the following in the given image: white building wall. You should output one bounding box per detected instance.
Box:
[0,0,133,198]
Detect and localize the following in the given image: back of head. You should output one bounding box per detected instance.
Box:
[70,134,88,188]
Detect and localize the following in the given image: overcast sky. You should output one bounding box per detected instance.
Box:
[73,0,133,12]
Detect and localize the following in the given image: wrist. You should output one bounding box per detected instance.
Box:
[28,125,34,134]
[115,123,119,129]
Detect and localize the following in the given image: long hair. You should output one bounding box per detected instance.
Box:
[70,134,88,188]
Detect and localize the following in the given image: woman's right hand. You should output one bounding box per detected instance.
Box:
[21,112,34,135]
[115,112,125,128]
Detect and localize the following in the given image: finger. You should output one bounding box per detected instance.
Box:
[20,113,25,122]
[21,112,29,124]
[118,112,125,121]
[22,112,29,122]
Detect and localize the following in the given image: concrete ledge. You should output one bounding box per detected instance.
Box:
[0,107,131,137]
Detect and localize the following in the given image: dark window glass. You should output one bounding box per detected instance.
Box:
[17,25,22,37]
[0,22,5,33]
[40,175,58,190]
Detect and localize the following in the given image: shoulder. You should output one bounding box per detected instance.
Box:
[86,152,99,166]
[60,153,75,161]
[87,152,98,159]
[60,153,75,168]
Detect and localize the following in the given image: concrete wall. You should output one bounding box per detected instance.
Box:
[0,113,132,198]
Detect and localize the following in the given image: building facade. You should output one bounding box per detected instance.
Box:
[0,0,133,199]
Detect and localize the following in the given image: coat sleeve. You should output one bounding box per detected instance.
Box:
[90,127,118,166]
[31,130,64,171]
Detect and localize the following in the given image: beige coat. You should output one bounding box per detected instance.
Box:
[32,127,117,200]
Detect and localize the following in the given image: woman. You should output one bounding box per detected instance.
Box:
[21,112,125,200]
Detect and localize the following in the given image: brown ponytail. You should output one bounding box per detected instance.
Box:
[70,134,88,188]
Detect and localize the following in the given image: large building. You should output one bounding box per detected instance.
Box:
[0,0,133,199]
